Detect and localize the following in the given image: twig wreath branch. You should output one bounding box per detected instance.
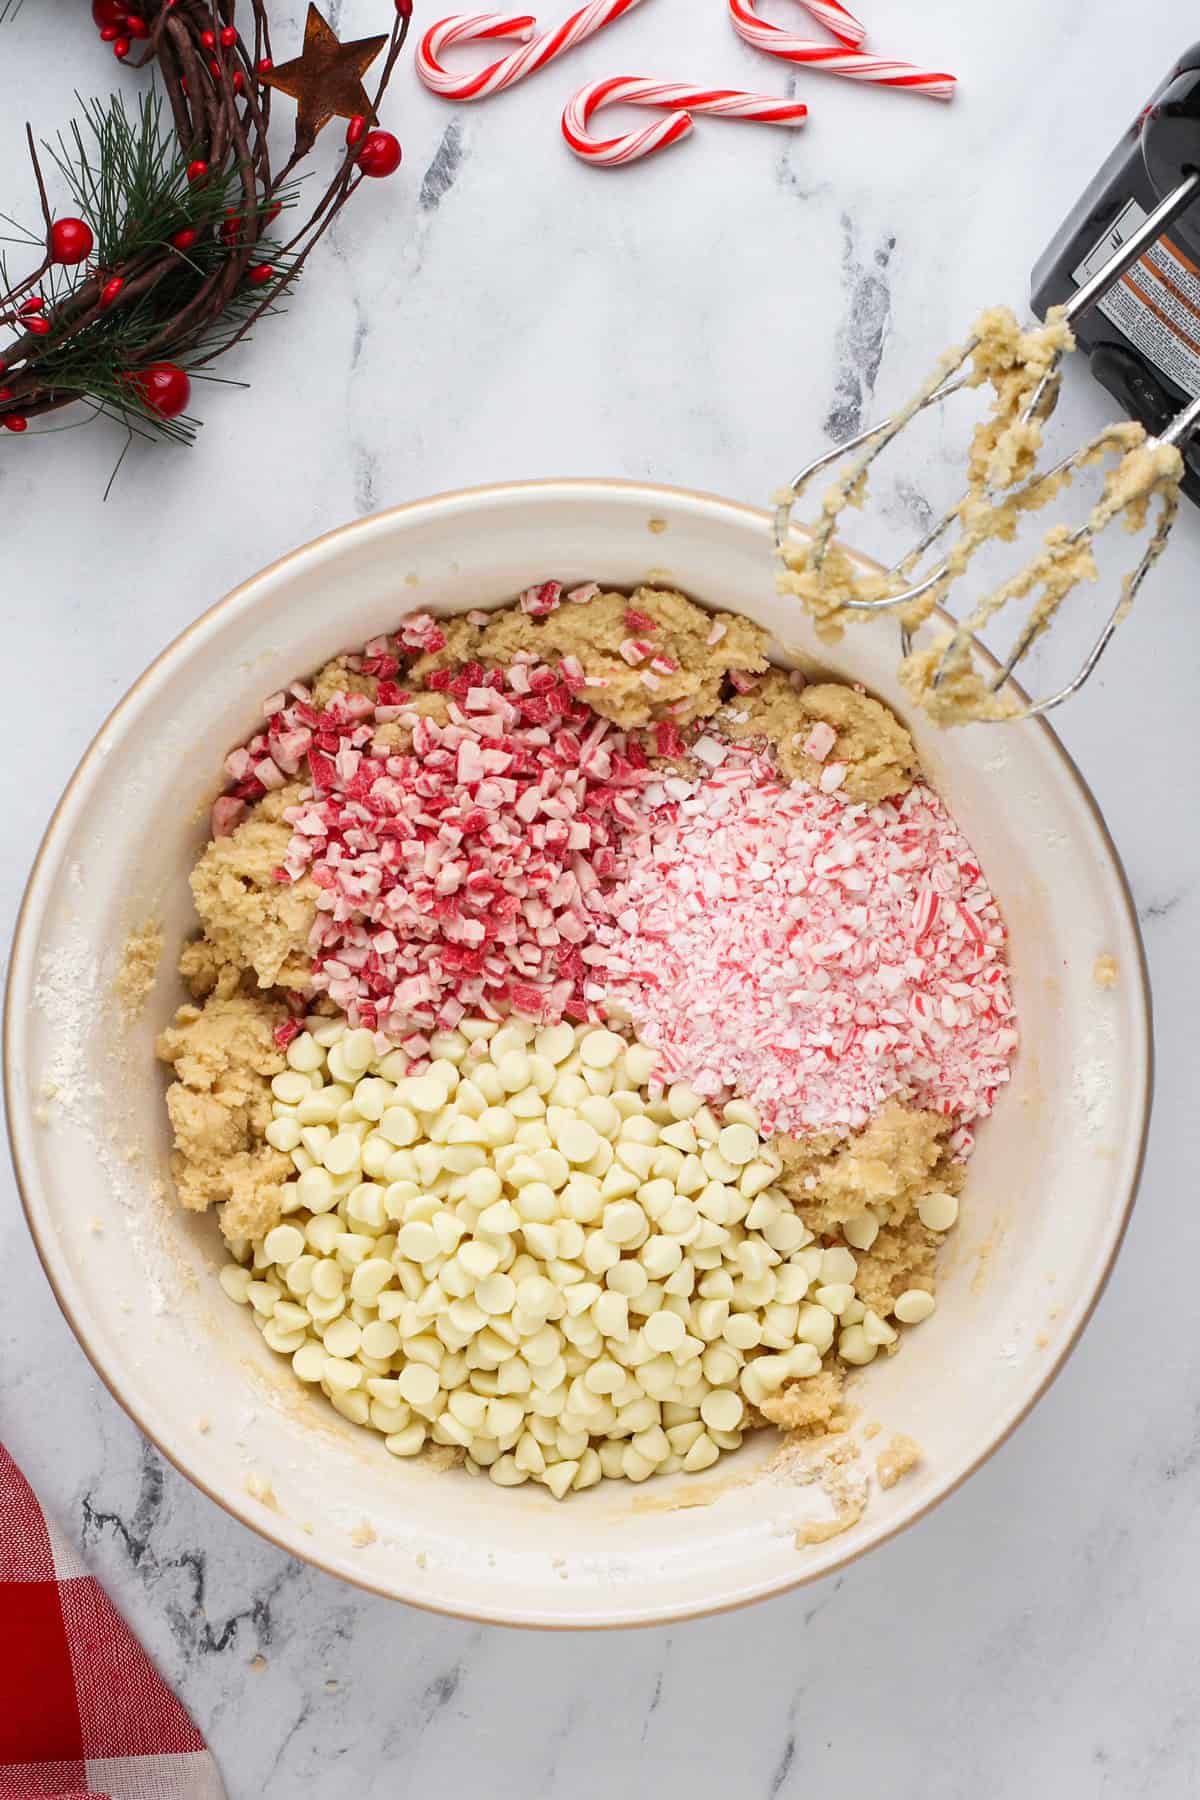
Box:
[0,0,411,455]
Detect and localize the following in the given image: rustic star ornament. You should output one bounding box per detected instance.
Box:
[261,3,388,156]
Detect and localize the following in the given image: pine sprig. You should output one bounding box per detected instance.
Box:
[50,90,227,266]
[23,245,300,445]
[2,90,303,444]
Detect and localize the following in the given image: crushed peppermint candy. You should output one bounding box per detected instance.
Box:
[214,603,1018,1142]
[272,655,653,1036]
[520,581,563,617]
[802,721,838,763]
[594,748,1017,1137]
[619,637,656,666]
[396,613,447,655]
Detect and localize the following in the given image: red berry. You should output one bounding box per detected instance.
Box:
[49,217,94,264]
[100,276,124,308]
[100,22,120,39]
[247,263,274,285]
[186,159,208,183]
[3,416,28,433]
[125,361,191,419]
[256,54,272,71]
[209,58,220,75]
[220,210,241,245]
[345,113,367,147]
[19,296,44,315]
[171,227,198,250]
[125,15,149,35]
[220,24,237,47]
[113,35,130,56]
[27,316,51,337]
[200,27,216,47]
[355,130,402,178]
[232,69,245,93]
[395,0,412,14]
[91,0,126,26]
[0,387,12,400]
[265,202,282,224]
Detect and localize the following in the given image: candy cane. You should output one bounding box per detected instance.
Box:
[790,0,866,49]
[562,77,807,167]
[728,0,956,101]
[418,0,650,101]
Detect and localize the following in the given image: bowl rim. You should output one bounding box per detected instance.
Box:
[3,476,1154,1627]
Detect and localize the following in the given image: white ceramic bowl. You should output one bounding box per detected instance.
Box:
[5,481,1151,1627]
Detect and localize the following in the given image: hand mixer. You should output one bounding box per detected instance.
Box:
[774,44,1200,721]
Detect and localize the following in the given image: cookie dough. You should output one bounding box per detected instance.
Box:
[309,656,378,708]
[464,586,771,731]
[773,1099,957,1317]
[1093,954,1119,990]
[114,920,163,1018]
[777,308,1076,645]
[762,1368,848,1435]
[717,673,917,803]
[158,583,981,1396]
[189,784,317,992]
[156,993,290,1240]
[777,305,1183,725]
[966,305,1075,490]
[899,426,1183,726]
[875,1432,922,1490]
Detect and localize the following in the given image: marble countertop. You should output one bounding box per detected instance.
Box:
[4,0,1200,1791]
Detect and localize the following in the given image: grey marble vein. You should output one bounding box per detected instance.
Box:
[884,477,936,537]
[350,296,369,371]
[767,1729,796,1798]
[824,213,896,444]
[774,86,832,209]
[1138,887,1189,923]
[353,443,378,515]
[420,119,467,214]
[419,1660,467,1720]
[639,1662,666,1743]
[79,1442,301,1666]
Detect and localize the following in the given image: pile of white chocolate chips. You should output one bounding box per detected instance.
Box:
[160,581,1016,1498]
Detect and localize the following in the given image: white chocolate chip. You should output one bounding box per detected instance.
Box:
[918,1191,959,1232]
[894,1288,936,1324]
[579,1029,625,1069]
[717,1123,758,1166]
[271,1070,310,1106]
[838,1324,876,1366]
[237,1017,939,1499]
[842,1212,880,1252]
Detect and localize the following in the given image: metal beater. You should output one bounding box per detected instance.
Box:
[775,154,1200,720]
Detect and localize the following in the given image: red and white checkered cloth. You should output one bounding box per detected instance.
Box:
[0,1442,225,1800]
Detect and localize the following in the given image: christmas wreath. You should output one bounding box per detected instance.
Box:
[0,0,411,452]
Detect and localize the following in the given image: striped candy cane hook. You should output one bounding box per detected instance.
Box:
[562,77,807,168]
[785,0,866,49]
[728,0,956,101]
[417,0,651,101]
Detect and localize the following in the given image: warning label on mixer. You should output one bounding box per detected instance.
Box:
[1073,198,1200,400]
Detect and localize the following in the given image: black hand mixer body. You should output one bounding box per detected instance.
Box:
[1033,44,1200,505]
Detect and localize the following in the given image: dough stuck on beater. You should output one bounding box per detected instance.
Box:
[776,306,1184,725]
